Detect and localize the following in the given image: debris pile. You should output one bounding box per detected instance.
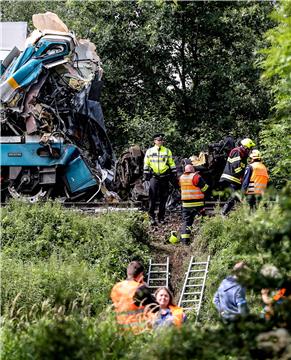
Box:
[0,12,116,202]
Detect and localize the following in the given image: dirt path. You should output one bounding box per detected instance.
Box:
[147,212,204,302]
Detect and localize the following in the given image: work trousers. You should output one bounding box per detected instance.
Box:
[180,206,201,244]
[148,175,170,221]
[221,183,241,216]
[246,194,262,210]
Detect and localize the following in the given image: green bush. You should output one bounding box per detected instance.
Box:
[1,201,150,320]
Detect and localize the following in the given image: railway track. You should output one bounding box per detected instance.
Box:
[1,200,225,215]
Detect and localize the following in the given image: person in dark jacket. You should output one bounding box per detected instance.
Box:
[219,138,255,216]
[213,261,249,322]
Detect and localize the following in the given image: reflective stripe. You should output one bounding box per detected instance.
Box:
[220,173,241,184]
[201,184,208,192]
[181,234,190,239]
[182,201,204,207]
[183,189,203,193]
[228,156,241,163]
[234,167,242,173]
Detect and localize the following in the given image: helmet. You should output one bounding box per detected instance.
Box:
[169,231,179,244]
[249,149,261,160]
[241,138,256,149]
[184,164,195,173]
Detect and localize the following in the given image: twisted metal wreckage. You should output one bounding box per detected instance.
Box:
[0,12,234,204]
[0,13,119,202]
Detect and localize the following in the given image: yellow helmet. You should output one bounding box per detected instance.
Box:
[249,149,261,160]
[241,138,256,149]
[169,231,179,244]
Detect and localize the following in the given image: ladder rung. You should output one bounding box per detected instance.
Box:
[189,269,205,273]
[185,284,203,288]
[183,307,198,311]
[183,292,201,295]
[181,299,200,303]
[150,271,167,273]
[148,278,167,281]
[151,263,167,266]
[187,277,204,280]
[191,262,207,265]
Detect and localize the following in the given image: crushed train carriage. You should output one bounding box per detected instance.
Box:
[0,13,116,202]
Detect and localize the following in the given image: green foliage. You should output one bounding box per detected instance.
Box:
[1,201,150,320]
[259,0,291,187]
[196,186,291,325]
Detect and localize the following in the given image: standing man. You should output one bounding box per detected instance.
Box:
[242,150,269,209]
[143,133,177,225]
[219,138,256,216]
[179,164,208,245]
[213,261,249,322]
[110,261,157,334]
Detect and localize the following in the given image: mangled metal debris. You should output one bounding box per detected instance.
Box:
[0,12,117,202]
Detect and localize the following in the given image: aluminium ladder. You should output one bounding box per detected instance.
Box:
[178,255,210,323]
[147,257,170,291]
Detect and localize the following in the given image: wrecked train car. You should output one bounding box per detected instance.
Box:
[0,13,115,202]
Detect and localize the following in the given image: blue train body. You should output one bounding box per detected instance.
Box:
[1,141,97,194]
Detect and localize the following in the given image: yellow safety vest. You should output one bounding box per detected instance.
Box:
[143,145,176,175]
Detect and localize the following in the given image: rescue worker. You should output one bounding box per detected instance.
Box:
[219,138,256,216]
[179,164,208,245]
[143,133,177,225]
[213,261,249,322]
[242,149,269,209]
[110,261,157,334]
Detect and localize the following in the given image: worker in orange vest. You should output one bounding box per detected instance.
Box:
[179,164,209,245]
[241,149,269,209]
[110,261,157,333]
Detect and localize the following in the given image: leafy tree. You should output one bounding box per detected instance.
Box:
[67,0,274,154]
[259,0,291,188]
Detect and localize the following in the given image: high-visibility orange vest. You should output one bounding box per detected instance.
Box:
[273,288,286,302]
[246,162,269,195]
[180,173,204,201]
[110,280,146,333]
[169,305,185,327]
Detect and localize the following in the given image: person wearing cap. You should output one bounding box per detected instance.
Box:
[219,138,256,216]
[179,164,208,245]
[242,149,269,209]
[213,261,249,322]
[143,134,177,225]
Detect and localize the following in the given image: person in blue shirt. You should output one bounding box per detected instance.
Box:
[213,261,249,322]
